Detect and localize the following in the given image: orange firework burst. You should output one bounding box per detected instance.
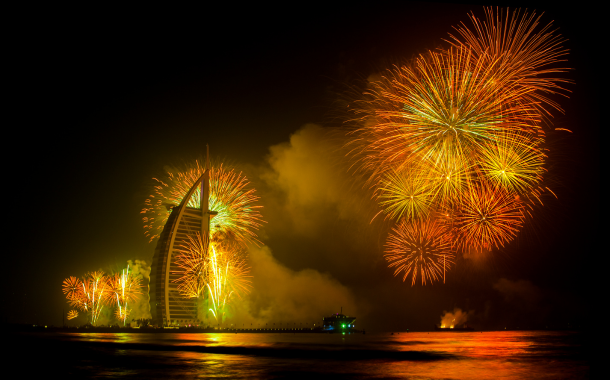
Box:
[206,242,251,324]
[174,233,210,298]
[384,218,455,285]
[345,7,570,282]
[447,7,571,121]
[455,183,525,252]
[62,276,82,301]
[62,271,109,325]
[347,45,531,189]
[107,265,143,326]
[142,162,263,245]
[173,233,251,323]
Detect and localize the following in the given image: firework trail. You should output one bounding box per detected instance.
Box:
[114,307,131,322]
[62,271,109,325]
[385,218,455,286]
[142,162,263,245]
[206,243,251,325]
[173,233,251,324]
[107,265,143,326]
[345,7,569,283]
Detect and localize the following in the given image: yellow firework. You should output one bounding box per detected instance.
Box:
[174,233,210,298]
[114,307,131,322]
[384,218,455,286]
[67,310,78,320]
[107,265,143,326]
[345,7,570,269]
[173,234,251,324]
[423,157,473,207]
[348,45,531,188]
[206,243,251,324]
[142,162,263,245]
[377,167,434,221]
[478,131,546,194]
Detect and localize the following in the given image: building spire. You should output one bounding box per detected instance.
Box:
[201,144,217,240]
[206,144,210,171]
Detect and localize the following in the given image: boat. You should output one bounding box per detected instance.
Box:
[322,308,359,333]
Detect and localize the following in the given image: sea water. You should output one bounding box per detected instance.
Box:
[11,330,589,379]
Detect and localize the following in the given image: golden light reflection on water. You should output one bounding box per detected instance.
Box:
[63,331,586,379]
[375,331,586,379]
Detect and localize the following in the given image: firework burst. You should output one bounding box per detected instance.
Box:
[345,7,569,283]
[206,243,251,324]
[377,168,433,222]
[478,131,546,194]
[174,233,210,298]
[348,45,533,188]
[455,183,525,252]
[447,7,571,120]
[107,265,143,326]
[142,162,263,245]
[67,310,78,320]
[173,233,252,324]
[62,271,109,325]
[384,218,455,285]
[62,276,82,301]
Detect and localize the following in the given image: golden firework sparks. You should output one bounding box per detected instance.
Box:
[377,167,434,222]
[107,265,143,326]
[455,183,525,252]
[345,7,569,273]
[173,233,251,324]
[142,162,263,245]
[384,218,455,286]
[62,271,109,325]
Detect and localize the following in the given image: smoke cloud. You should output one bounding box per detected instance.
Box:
[226,245,358,327]
[260,123,370,237]
[492,278,549,327]
[251,123,381,286]
[493,278,541,307]
[439,308,474,328]
[127,259,152,320]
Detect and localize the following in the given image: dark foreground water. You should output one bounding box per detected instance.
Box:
[10,330,589,379]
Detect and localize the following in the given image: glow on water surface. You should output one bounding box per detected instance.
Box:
[28,330,588,379]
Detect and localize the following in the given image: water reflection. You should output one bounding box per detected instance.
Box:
[24,331,587,379]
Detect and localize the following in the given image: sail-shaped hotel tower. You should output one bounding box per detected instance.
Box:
[149,149,216,326]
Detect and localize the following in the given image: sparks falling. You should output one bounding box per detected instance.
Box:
[173,233,251,325]
[62,271,109,325]
[107,265,143,326]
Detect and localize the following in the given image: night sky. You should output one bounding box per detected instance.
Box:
[7,2,598,331]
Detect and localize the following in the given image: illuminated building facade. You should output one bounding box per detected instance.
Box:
[149,151,216,327]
